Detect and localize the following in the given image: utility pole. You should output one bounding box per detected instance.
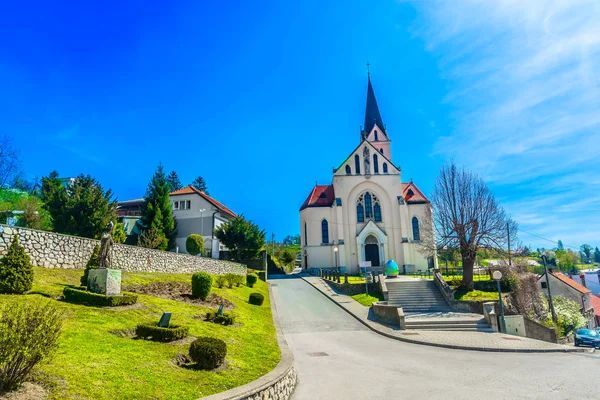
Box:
[541,255,557,323]
[507,221,512,267]
[272,233,275,256]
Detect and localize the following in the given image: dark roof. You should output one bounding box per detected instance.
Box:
[364,76,385,135]
[300,185,335,211]
[170,185,236,218]
[401,182,430,204]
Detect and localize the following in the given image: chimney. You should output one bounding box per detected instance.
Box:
[580,274,587,288]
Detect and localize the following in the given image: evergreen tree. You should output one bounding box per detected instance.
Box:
[214,215,265,261]
[40,171,67,232]
[138,165,176,250]
[167,170,182,192]
[191,176,209,195]
[595,247,600,263]
[557,240,564,251]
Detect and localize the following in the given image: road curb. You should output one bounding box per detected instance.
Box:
[301,276,588,354]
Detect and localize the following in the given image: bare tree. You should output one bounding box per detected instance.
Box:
[0,136,21,187]
[420,162,518,290]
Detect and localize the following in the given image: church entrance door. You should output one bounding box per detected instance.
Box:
[365,242,380,267]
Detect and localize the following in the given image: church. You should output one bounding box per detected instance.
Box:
[300,75,436,275]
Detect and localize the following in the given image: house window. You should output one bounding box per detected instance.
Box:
[173,201,179,210]
[187,200,191,209]
[365,193,372,218]
[304,222,308,246]
[354,154,360,174]
[374,130,378,141]
[383,163,388,173]
[541,282,547,289]
[374,203,382,222]
[335,198,342,206]
[357,203,364,223]
[321,220,329,244]
[373,154,379,174]
[412,216,420,241]
[345,165,351,175]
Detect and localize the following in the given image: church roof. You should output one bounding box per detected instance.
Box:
[299,185,335,211]
[170,185,237,218]
[401,182,429,204]
[364,76,385,135]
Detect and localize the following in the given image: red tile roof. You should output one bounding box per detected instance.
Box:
[300,185,335,211]
[551,272,592,294]
[170,185,236,218]
[590,295,600,317]
[401,182,429,204]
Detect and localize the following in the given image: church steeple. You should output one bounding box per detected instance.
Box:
[363,75,386,136]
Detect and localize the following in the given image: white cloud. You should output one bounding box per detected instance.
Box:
[408,0,600,247]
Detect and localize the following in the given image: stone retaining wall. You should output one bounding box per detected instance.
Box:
[0,225,246,275]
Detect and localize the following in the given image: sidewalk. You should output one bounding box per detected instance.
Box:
[302,276,586,353]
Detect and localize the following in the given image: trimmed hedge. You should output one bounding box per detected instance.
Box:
[205,311,236,326]
[189,337,227,370]
[248,292,264,306]
[246,273,258,288]
[135,323,189,342]
[186,234,204,256]
[191,272,212,300]
[62,287,137,307]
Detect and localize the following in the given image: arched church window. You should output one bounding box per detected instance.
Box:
[304,222,308,245]
[365,193,372,218]
[412,216,420,241]
[354,155,360,174]
[374,203,382,222]
[373,154,379,174]
[345,165,351,175]
[383,163,388,173]
[374,130,378,141]
[321,220,329,244]
[380,148,383,154]
[357,203,364,223]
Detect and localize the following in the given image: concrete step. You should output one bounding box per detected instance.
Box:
[406,326,494,332]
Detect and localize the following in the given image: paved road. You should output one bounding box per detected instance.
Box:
[269,276,600,400]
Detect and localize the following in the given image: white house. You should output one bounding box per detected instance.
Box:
[299,75,436,275]
[170,185,236,258]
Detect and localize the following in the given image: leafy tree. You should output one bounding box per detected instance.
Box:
[137,229,165,249]
[552,295,586,334]
[191,176,209,195]
[557,240,564,251]
[40,172,117,239]
[283,234,301,245]
[214,215,265,261]
[280,249,296,267]
[138,165,176,250]
[167,170,182,192]
[420,162,517,290]
[580,244,593,264]
[595,247,600,263]
[112,222,127,244]
[0,189,51,230]
[186,234,205,256]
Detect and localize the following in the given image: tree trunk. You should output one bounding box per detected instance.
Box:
[462,256,475,290]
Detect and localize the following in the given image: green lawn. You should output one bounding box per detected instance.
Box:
[454,289,502,301]
[347,276,367,284]
[1,267,279,400]
[351,292,384,306]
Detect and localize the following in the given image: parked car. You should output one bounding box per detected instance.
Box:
[574,328,600,348]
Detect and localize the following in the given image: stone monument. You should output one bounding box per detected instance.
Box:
[88,221,122,296]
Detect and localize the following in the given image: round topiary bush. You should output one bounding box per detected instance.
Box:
[191,272,212,300]
[246,273,258,288]
[0,235,34,294]
[186,234,205,256]
[189,337,227,370]
[248,292,264,306]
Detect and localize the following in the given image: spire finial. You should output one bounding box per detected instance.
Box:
[366,62,370,77]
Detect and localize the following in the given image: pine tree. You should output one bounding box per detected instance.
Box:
[191,176,209,195]
[557,240,564,251]
[167,170,182,192]
[0,235,34,294]
[138,165,177,250]
[40,171,67,232]
[595,247,600,263]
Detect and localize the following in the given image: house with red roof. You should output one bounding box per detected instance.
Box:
[299,75,435,274]
[537,271,596,329]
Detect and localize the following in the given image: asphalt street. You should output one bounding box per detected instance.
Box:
[269,275,600,400]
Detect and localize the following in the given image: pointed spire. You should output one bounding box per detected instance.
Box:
[364,75,385,135]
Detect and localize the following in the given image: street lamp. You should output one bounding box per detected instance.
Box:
[334,247,339,274]
[199,209,206,236]
[493,270,507,333]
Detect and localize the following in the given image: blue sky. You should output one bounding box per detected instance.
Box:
[2,1,598,250]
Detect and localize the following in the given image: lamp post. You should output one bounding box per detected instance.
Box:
[541,254,558,323]
[199,208,206,235]
[493,270,507,333]
[334,246,339,274]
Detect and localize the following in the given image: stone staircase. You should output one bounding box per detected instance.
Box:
[386,279,493,332]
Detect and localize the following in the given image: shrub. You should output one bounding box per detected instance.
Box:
[224,273,239,288]
[189,337,227,370]
[186,234,205,256]
[0,235,34,294]
[214,275,227,288]
[249,292,264,306]
[205,310,236,326]
[191,272,212,300]
[0,300,62,393]
[234,274,245,287]
[246,273,258,288]
[135,324,189,342]
[81,245,100,287]
[63,287,137,307]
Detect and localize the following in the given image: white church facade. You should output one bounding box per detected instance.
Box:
[300,76,436,275]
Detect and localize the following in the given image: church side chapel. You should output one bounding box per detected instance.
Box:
[300,75,436,275]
